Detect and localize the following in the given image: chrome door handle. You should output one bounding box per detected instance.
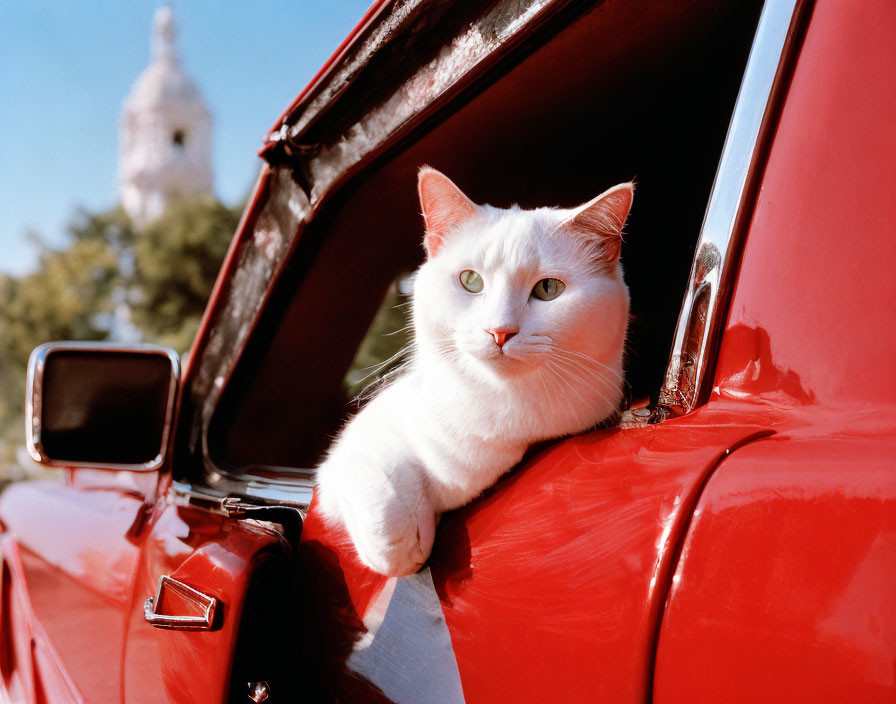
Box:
[144,575,217,630]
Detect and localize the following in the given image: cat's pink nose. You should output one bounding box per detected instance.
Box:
[487,328,518,348]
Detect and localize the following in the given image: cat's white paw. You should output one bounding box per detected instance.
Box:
[338,485,436,578]
[354,521,430,578]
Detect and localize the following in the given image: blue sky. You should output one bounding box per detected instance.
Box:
[0,1,372,274]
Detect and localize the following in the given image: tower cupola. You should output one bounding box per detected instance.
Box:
[119,6,213,226]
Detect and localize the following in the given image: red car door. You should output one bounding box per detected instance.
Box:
[120,484,294,704]
[0,470,294,704]
[0,471,152,703]
[297,404,778,702]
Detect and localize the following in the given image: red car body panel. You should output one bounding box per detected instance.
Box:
[0,478,145,703]
[656,0,896,699]
[0,472,283,703]
[424,412,770,702]
[656,428,896,702]
[1,0,895,701]
[302,407,773,701]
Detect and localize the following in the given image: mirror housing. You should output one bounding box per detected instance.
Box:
[26,342,180,471]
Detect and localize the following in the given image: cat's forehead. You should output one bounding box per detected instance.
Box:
[456,206,568,270]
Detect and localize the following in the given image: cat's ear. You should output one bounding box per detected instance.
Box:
[418,167,478,258]
[564,182,634,267]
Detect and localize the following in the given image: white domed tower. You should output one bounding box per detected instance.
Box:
[119,6,213,226]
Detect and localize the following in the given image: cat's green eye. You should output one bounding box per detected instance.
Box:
[459,270,484,293]
[532,278,566,301]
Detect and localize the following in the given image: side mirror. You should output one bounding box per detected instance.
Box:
[26,342,180,471]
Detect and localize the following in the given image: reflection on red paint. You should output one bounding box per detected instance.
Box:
[655,432,896,703]
[715,325,814,405]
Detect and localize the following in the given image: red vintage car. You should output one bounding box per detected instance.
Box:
[2,0,894,701]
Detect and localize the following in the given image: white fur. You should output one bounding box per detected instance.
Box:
[316,174,631,577]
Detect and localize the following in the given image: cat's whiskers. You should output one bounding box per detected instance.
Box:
[538,373,555,416]
[551,352,621,403]
[544,359,592,430]
[545,341,625,393]
[550,350,630,402]
[352,340,422,404]
[548,355,619,420]
[431,339,458,357]
[551,345,626,384]
[355,343,415,380]
[550,349,599,379]
[555,369,612,432]
[506,340,552,363]
[533,364,560,418]
[383,323,415,337]
[537,365,564,423]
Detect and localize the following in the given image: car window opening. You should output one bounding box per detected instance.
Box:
[205,0,764,476]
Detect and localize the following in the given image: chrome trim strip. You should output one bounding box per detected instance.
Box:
[243,476,314,508]
[144,575,217,630]
[25,341,180,472]
[657,0,810,417]
[168,479,312,515]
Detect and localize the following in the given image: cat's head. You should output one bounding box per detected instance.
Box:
[413,167,631,395]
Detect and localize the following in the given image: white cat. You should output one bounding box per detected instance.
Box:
[315,167,632,577]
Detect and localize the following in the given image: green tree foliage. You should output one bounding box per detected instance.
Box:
[0,198,239,477]
[132,198,241,354]
[67,205,136,251]
[0,235,119,469]
[3,240,119,362]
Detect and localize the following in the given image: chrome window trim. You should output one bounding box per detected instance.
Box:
[26,341,180,472]
[169,477,313,514]
[656,0,810,418]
